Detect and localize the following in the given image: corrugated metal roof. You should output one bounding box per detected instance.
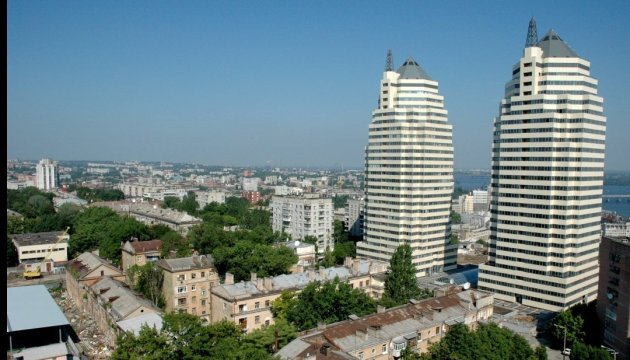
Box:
[7,285,69,332]
[117,313,163,335]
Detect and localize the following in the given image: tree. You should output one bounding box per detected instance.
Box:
[212,241,297,281]
[285,277,376,331]
[180,191,199,215]
[242,318,297,354]
[534,345,548,360]
[570,342,612,360]
[549,310,585,348]
[381,244,431,308]
[113,324,172,360]
[450,233,459,245]
[7,235,19,267]
[271,291,298,320]
[159,230,191,258]
[127,262,165,308]
[451,211,462,224]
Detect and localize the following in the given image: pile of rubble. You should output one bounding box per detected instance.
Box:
[49,289,113,359]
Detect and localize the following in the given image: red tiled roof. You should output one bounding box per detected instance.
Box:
[130,240,162,253]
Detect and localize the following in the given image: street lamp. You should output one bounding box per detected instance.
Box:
[554,324,568,360]
[601,345,618,360]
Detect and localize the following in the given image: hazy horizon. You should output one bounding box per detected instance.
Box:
[8,1,630,171]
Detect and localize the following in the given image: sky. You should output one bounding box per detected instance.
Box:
[7,0,630,170]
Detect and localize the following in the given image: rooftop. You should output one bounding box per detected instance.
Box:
[11,231,69,247]
[90,277,161,321]
[157,254,215,272]
[397,56,433,80]
[278,289,493,359]
[117,312,163,336]
[536,29,579,58]
[7,285,69,333]
[68,252,120,279]
[124,239,162,254]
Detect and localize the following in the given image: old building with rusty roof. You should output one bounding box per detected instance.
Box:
[277,289,494,360]
[121,239,162,273]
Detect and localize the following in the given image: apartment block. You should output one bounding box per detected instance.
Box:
[157,254,219,322]
[271,195,334,254]
[597,236,630,360]
[211,258,388,333]
[345,198,364,237]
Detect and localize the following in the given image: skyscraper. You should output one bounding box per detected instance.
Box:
[36,158,59,191]
[478,19,606,311]
[356,51,457,277]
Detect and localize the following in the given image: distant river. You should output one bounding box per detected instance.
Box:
[454,173,630,217]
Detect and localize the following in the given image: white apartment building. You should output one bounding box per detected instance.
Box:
[345,198,364,237]
[271,195,333,254]
[242,178,260,192]
[196,190,227,208]
[357,51,457,277]
[36,158,59,191]
[478,19,606,311]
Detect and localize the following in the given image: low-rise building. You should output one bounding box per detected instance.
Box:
[121,239,162,273]
[7,285,81,359]
[280,240,317,270]
[157,254,220,322]
[211,258,388,333]
[65,252,126,308]
[84,277,162,347]
[277,289,494,360]
[11,230,70,274]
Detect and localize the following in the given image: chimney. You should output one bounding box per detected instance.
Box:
[295,265,304,273]
[256,278,265,291]
[355,328,368,341]
[319,268,326,279]
[251,272,257,281]
[307,269,316,280]
[351,259,360,274]
[264,277,273,291]
[225,272,234,285]
[377,305,386,314]
[344,257,353,267]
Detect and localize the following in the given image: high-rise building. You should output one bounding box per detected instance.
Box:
[271,195,334,254]
[596,236,630,359]
[478,19,606,311]
[36,158,59,191]
[356,51,456,277]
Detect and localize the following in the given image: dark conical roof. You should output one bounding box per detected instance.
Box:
[396,56,432,80]
[536,29,579,58]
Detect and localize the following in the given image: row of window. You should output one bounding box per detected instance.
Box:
[492,165,603,172]
[538,80,597,88]
[507,109,604,116]
[510,99,602,106]
[492,174,603,182]
[368,141,452,147]
[372,118,447,126]
[484,260,599,279]
[494,137,605,145]
[492,156,604,163]
[493,244,598,260]
[490,236,600,249]
[494,210,601,221]
[370,125,451,133]
[367,185,452,191]
[495,147,605,153]
[498,117,606,127]
[479,271,598,298]
[496,127,606,135]
[495,201,601,211]
[366,148,453,154]
[495,219,601,230]
[21,247,66,254]
[491,227,601,241]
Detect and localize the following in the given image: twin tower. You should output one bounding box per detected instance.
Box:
[356,19,606,312]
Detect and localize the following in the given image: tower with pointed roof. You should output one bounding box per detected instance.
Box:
[478,21,606,311]
[357,52,457,277]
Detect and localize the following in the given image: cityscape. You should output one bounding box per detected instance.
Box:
[7,2,630,360]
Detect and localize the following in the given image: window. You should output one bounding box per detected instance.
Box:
[178,298,186,306]
[239,304,247,313]
[366,280,370,286]
[223,303,227,310]
[201,299,206,306]
[265,300,271,307]
[177,286,186,293]
[201,289,207,296]
[191,307,196,315]
[255,302,260,309]
[192,296,196,304]
[358,352,364,360]
[360,281,363,287]
[177,274,186,281]
[255,316,260,324]
[436,326,440,334]
[100,270,104,276]
[191,273,196,279]
[382,344,387,354]
[191,285,196,291]
[201,271,205,278]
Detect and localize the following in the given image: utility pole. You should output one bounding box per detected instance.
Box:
[554,324,567,360]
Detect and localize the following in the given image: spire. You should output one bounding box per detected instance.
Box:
[385,49,394,72]
[525,17,538,48]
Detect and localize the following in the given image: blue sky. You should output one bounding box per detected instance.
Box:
[8,0,630,170]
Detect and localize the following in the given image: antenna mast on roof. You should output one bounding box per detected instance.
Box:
[385,49,394,72]
[525,17,538,48]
